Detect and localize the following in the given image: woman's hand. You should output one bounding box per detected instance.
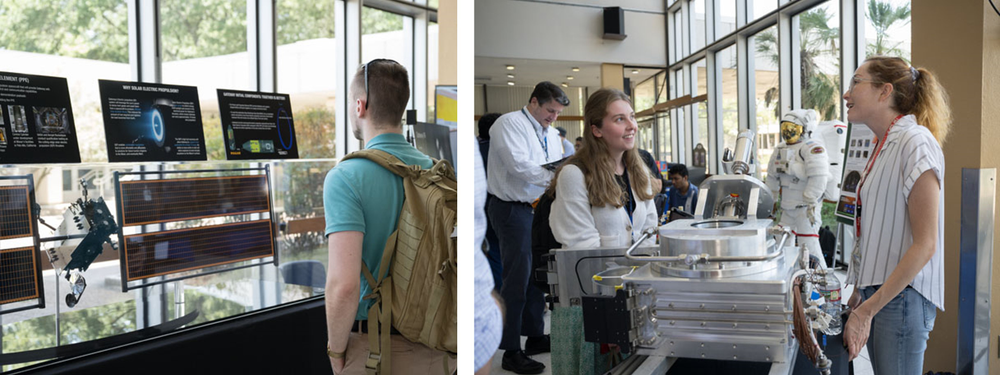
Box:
[844,302,873,361]
[847,289,862,310]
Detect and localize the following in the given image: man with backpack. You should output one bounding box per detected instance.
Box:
[324,59,457,374]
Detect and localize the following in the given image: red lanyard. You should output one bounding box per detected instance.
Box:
[855,114,905,237]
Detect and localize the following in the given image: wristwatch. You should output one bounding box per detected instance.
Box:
[327,343,346,359]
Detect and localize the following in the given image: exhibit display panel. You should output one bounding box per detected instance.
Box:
[0,176,44,314]
[217,89,300,160]
[98,80,208,163]
[0,72,82,164]
[0,159,335,373]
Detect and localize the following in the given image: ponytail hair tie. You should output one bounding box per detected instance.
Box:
[910,66,920,82]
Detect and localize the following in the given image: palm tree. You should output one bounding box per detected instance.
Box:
[866,1,911,61]
[755,7,841,121]
[798,8,840,121]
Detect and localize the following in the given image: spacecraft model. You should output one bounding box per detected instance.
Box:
[43,178,119,307]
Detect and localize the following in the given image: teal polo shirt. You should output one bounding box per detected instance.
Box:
[323,133,433,320]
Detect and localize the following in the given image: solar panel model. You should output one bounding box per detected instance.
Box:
[0,176,45,314]
[114,167,277,291]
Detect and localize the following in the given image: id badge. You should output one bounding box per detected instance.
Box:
[847,240,862,285]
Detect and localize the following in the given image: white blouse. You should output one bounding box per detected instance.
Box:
[847,115,945,311]
[550,164,659,249]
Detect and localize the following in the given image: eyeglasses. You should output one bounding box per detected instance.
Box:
[848,76,880,94]
[362,59,393,110]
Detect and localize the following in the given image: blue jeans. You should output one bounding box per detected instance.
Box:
[858,285,937,375]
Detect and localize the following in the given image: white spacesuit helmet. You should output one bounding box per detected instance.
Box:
[780,109,819,144]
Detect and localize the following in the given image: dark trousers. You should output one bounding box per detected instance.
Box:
[488,195,546,351]
[484,193,503,291]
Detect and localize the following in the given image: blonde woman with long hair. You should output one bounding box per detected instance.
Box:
[841,56,951,375]
[544,88,658,375]
[549,88,658,249]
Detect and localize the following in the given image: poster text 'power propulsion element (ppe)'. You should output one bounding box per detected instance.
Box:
[217,89,299,160]
[0,72,81,164]
[99,80,207,162]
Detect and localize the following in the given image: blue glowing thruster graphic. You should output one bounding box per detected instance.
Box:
[151,109,165,147]
[276,107,293,150]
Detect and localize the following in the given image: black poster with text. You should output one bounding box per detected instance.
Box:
[217,89,298,160]
[0,72,81,164]
[98,80,207,162]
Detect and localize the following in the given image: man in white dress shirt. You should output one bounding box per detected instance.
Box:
[487,81,568,374]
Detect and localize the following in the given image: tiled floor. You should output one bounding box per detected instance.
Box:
[488,268,874,375]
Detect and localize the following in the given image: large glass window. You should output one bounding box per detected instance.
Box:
[796,2,841,121]
[428,21,439,120]
[752,25,780,177]
[277,0,337,159]
[1,1,439,372]
[693,59,708,169]
[638,118,655,153]
[657,113,672,163]
[691,0,707,52]
[362,6,414,118]
[865,0,911,61]
[672,10,684,64]
[633,76,657,113]
[655,71,668,104]
[161,0,250,161]
[272,0,337,278]
[719,0,738,38]
[719,45,739,153]
[673,69,685,99]
[753,0,778,20]
[0,1,130,163]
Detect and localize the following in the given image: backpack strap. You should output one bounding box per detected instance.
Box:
[361,230,397,375]
[343,149,415,179]
[343,149,413,375]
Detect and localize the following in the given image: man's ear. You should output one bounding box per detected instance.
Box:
[355,97,366,118]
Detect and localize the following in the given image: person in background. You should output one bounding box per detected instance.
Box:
[478,112,504,289]
[547,88,658,374]
[475,139,503,375]
[664,164,699,215]
[557,126,575,157]
[637,149,667,216]
[842,56,950,375]
[488,81,568,374]
[575,136,583,151]
[638,149,665,195]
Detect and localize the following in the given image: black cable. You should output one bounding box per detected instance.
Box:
[574,255,626,296]
[993,0,1000,18]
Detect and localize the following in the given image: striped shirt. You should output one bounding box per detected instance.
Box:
[847,115,945,310]
[486,107,560,203]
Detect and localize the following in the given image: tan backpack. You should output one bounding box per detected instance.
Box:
[340,149,458,375]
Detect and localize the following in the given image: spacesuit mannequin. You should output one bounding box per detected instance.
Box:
[766,109,829,268]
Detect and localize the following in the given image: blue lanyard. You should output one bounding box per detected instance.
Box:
[621,165,634,225]
[522,109,549,161]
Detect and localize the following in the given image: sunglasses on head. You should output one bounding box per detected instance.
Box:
[362,58,394,110]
